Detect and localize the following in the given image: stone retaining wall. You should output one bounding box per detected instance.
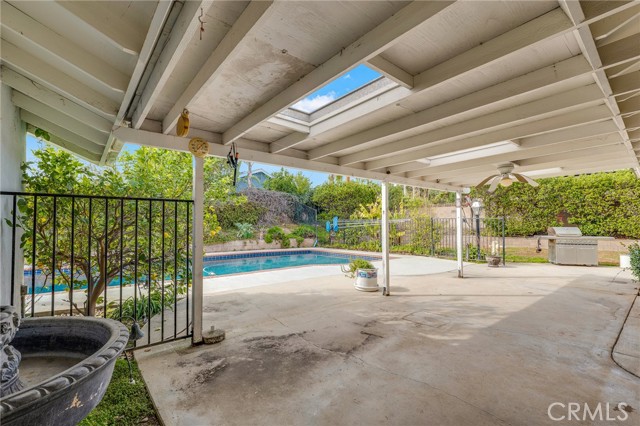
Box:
[205,238,315,253]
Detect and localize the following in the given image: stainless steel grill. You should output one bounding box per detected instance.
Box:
[537,227,613,266]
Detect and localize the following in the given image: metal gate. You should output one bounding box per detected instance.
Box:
[1,191,194,348]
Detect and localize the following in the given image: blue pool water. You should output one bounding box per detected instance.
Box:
[203,250,378,277]
[24,251,378,293]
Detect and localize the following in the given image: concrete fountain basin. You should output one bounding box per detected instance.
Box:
[0,316,129,426]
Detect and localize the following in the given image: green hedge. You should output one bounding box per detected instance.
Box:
[473,170,640,238]
[213,197,265,229]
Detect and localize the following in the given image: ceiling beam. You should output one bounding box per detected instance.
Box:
[529,163,637,179]
[409,133,621,179]
[363,105,612,171]
[388,120,620,175]
[581,1,637,22]
[162,1,275,134]
[131,1,212,129]
[307,5,630,161]
[269,132,309,154]
[365,56,414,89]
[610,71,640,96]
[599,33,640,68]
[1,67,113,133]
[413,8,572,92]
[21,111,105,156]
[442,148,629,183]
[340,84,604,166]
[447,160,636,186]
[518,146,627,167]
[221,1,455,145]
[56,1,145,55]
[1,41,119,119]
[113,127,462,192]
[561,0,640,176]
[12,91,108,144]
[100,0,174,165]
[620,96,640,115]
[0,2,129,93]
[266,116,310,134]
[308,85,411,139]
[25,124,101,163]
[308,55,591,160]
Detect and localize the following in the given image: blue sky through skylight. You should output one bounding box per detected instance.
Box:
[291,64,382,113]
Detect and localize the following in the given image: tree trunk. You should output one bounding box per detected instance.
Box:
[247,162,253,189]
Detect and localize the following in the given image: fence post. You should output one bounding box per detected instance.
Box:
[456,193,464,278]
[502,216,506,266]
[430,217,435,256]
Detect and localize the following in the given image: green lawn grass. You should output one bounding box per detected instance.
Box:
[79,357,159,426]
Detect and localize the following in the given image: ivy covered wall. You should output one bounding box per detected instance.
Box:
[472,170,640,238]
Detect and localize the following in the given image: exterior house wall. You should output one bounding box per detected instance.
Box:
[0,83,26,307]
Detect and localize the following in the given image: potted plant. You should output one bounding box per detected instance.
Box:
[341,258,378,292]
[486,241,502,267]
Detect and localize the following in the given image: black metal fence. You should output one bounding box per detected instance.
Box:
[329,216,505,263]
[1,191,194,348]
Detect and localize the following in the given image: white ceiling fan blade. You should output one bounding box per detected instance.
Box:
[476,174,498,187]
[514,173,539,187]
[488,175,501,193]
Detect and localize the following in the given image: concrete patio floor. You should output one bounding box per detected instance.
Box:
[136,259,639,426]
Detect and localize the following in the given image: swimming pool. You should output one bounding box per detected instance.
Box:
[203,250,379,277]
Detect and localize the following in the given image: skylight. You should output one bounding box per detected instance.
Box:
[290,64,381,114]
[426,141,521,167]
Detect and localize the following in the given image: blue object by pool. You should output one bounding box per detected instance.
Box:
[203,250,378,277]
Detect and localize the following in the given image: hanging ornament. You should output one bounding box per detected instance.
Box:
[176,109,190,137]
[189,137,208,158]
[227,142,239,186]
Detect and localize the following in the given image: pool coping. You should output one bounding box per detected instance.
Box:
[203,247,390,261]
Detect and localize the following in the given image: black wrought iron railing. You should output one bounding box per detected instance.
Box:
[328,216,506,263]
[1,191,194,348]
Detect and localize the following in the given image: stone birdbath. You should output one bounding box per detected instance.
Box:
[0,306,129,426]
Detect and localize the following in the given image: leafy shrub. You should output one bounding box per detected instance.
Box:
[291,224,316,238]
[629,243,640,281]
[341,258,375,278]
[264,226,290,248]
[234,222,254,239]
[107,282,185,323]
[312,180,380,220]
[214,197,265,229]
[474,170,640,238]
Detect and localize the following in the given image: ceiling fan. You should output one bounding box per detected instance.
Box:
[476,162,539,193]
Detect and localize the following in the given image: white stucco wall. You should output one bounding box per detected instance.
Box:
[0,83,26,308]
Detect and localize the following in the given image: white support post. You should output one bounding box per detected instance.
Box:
[381,181,390,295]
[191,156,204,344]
[456,192,464,278]
[0,83,26,308]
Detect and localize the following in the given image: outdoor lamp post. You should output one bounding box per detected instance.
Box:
[471,199,483,261]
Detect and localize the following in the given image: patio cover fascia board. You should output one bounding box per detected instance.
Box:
[113,126,464,193]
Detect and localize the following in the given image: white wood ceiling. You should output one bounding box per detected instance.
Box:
[1,0,639,191]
